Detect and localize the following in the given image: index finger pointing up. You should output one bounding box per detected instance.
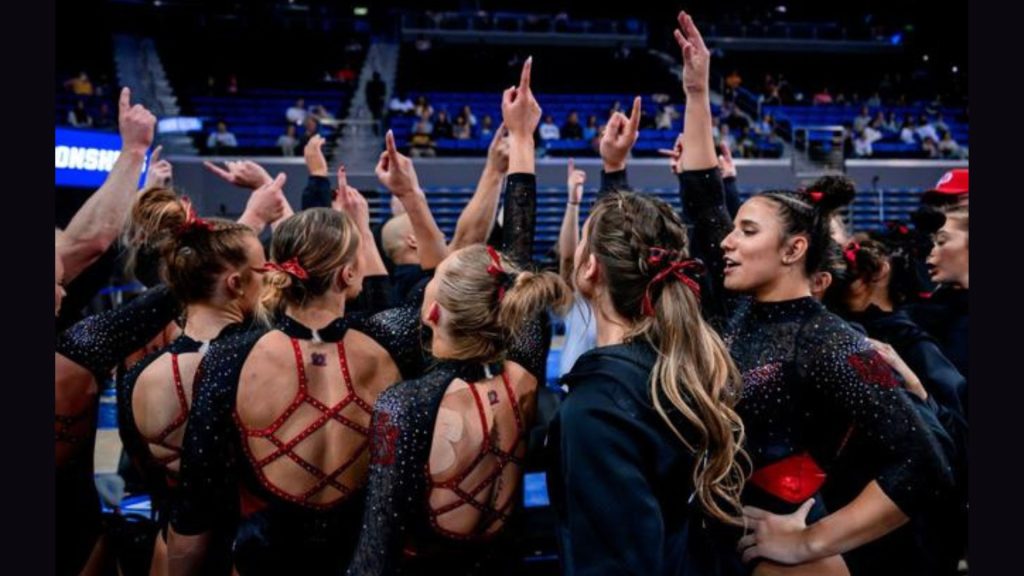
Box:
[628,96,642,133]
[519,56,533,92]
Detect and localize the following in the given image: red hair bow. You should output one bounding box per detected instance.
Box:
[485,245,512,302]
[640,248,704,317]
[177,197,214,235]
[267,257,309,280]
[843,241,861,273]
[808,190,824,204]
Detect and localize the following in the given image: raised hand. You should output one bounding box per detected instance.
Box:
[203,159,273,189]
[118,87,157,155]
[600,96,642,172]
[485,122,510,174]
[674,11,711,97]
[718,141,737,178]
[143,145,173,189]
[567,157,585,205]
[303,134,328,177]
[375,130,421,198]
[242,173,288,228]
[336,177,371,232]
[658,133,685,174]
[501,57,542,138]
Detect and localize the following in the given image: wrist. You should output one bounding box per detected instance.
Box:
[602,160,627,173]
[120,146,148,162]
[685,88,710,101]
[309,168,328,177]
[801,524,830,561]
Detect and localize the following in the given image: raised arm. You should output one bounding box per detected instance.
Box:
[58,87,156,282]
[598,95,641,196]
[448,123,509,251]
[299,134,333,210]
[376,130,447,270]
[500,57,542,265]
[559,158,585,286]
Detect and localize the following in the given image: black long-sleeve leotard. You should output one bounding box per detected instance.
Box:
[55,286,181,576]
[346,173,550,576]
[680,168,952,525]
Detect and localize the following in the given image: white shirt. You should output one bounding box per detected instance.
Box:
[286,106,307,125]
[900,128,917,144]
[389,98,414,113]
[916,123,939,143]
[539,122,560,140]
[558,297,598,378]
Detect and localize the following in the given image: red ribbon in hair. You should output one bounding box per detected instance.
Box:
[843,241,861,274]
[266,257,309,280]
[485,245,512,302]
[640,248,704,317]
[808,190,824,204]
[177,197,214,235]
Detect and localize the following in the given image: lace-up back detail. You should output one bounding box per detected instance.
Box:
[426,369,536,539]
[235,334,377,509]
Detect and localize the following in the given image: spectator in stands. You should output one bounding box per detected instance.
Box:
[68,100,93,128]
[409,113,436,158]
[389,92,415,116]
[286,98,307,126]
[453,115,472,140]
[296,116,321,153]
[867,92,882,107]
[583,115,599,141]
[719,123,737,155]
[886,111,900,132]
[366,71,387,121]
[206,120,238,153]
[414,96,434,119]
[310,105,335,124]
[922,136,941,159]
[712,116,722,141]
[737,127,756,158]
[433,110,454,139]
[539,115,561,141]
[724,69,742,102]
[813,86,833,105]
[64,71,94,96]
[721,101,749,132]
[939,131,964,159]
[754,113,774,136]
[916,114,940,143]
[277,124,299,157]
[460,105,478,128]
[562,111,583,140]
[854,106,872,133]
[763,85,782,106]
[854,128,875,158]
[93,103,114,130]
[479,115,494,138]
[607,100,623,119]
[900,118,918,144]
[655,104,680,130]
[934,112,951,134]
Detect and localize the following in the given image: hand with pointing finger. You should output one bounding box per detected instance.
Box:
[143,145,173,189]
[718,141,737,179]
[501,57,542,139]
[203,159,273,190]
[567,157,585,205]
[599,96,642,172]
[375,130,421,198]
[118,87,156,155]
[485,122,510,174]
[658,133,685,174]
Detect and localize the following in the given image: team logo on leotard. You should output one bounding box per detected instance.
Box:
[370,412,399,466]
[846,350,900,389]
[311,352,327,367]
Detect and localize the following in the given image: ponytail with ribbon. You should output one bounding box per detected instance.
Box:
[641,247,705,317]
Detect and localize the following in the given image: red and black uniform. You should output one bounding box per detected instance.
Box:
[682,167,953,572]
[55,286,180,576]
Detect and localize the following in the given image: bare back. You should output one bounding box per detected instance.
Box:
[426,361,538,538]
[132,351,202,477]
[235,328,400,508]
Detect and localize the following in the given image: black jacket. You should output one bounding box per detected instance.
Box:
[547,341,744,576]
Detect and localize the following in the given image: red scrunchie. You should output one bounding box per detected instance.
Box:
[640,248,704,317]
